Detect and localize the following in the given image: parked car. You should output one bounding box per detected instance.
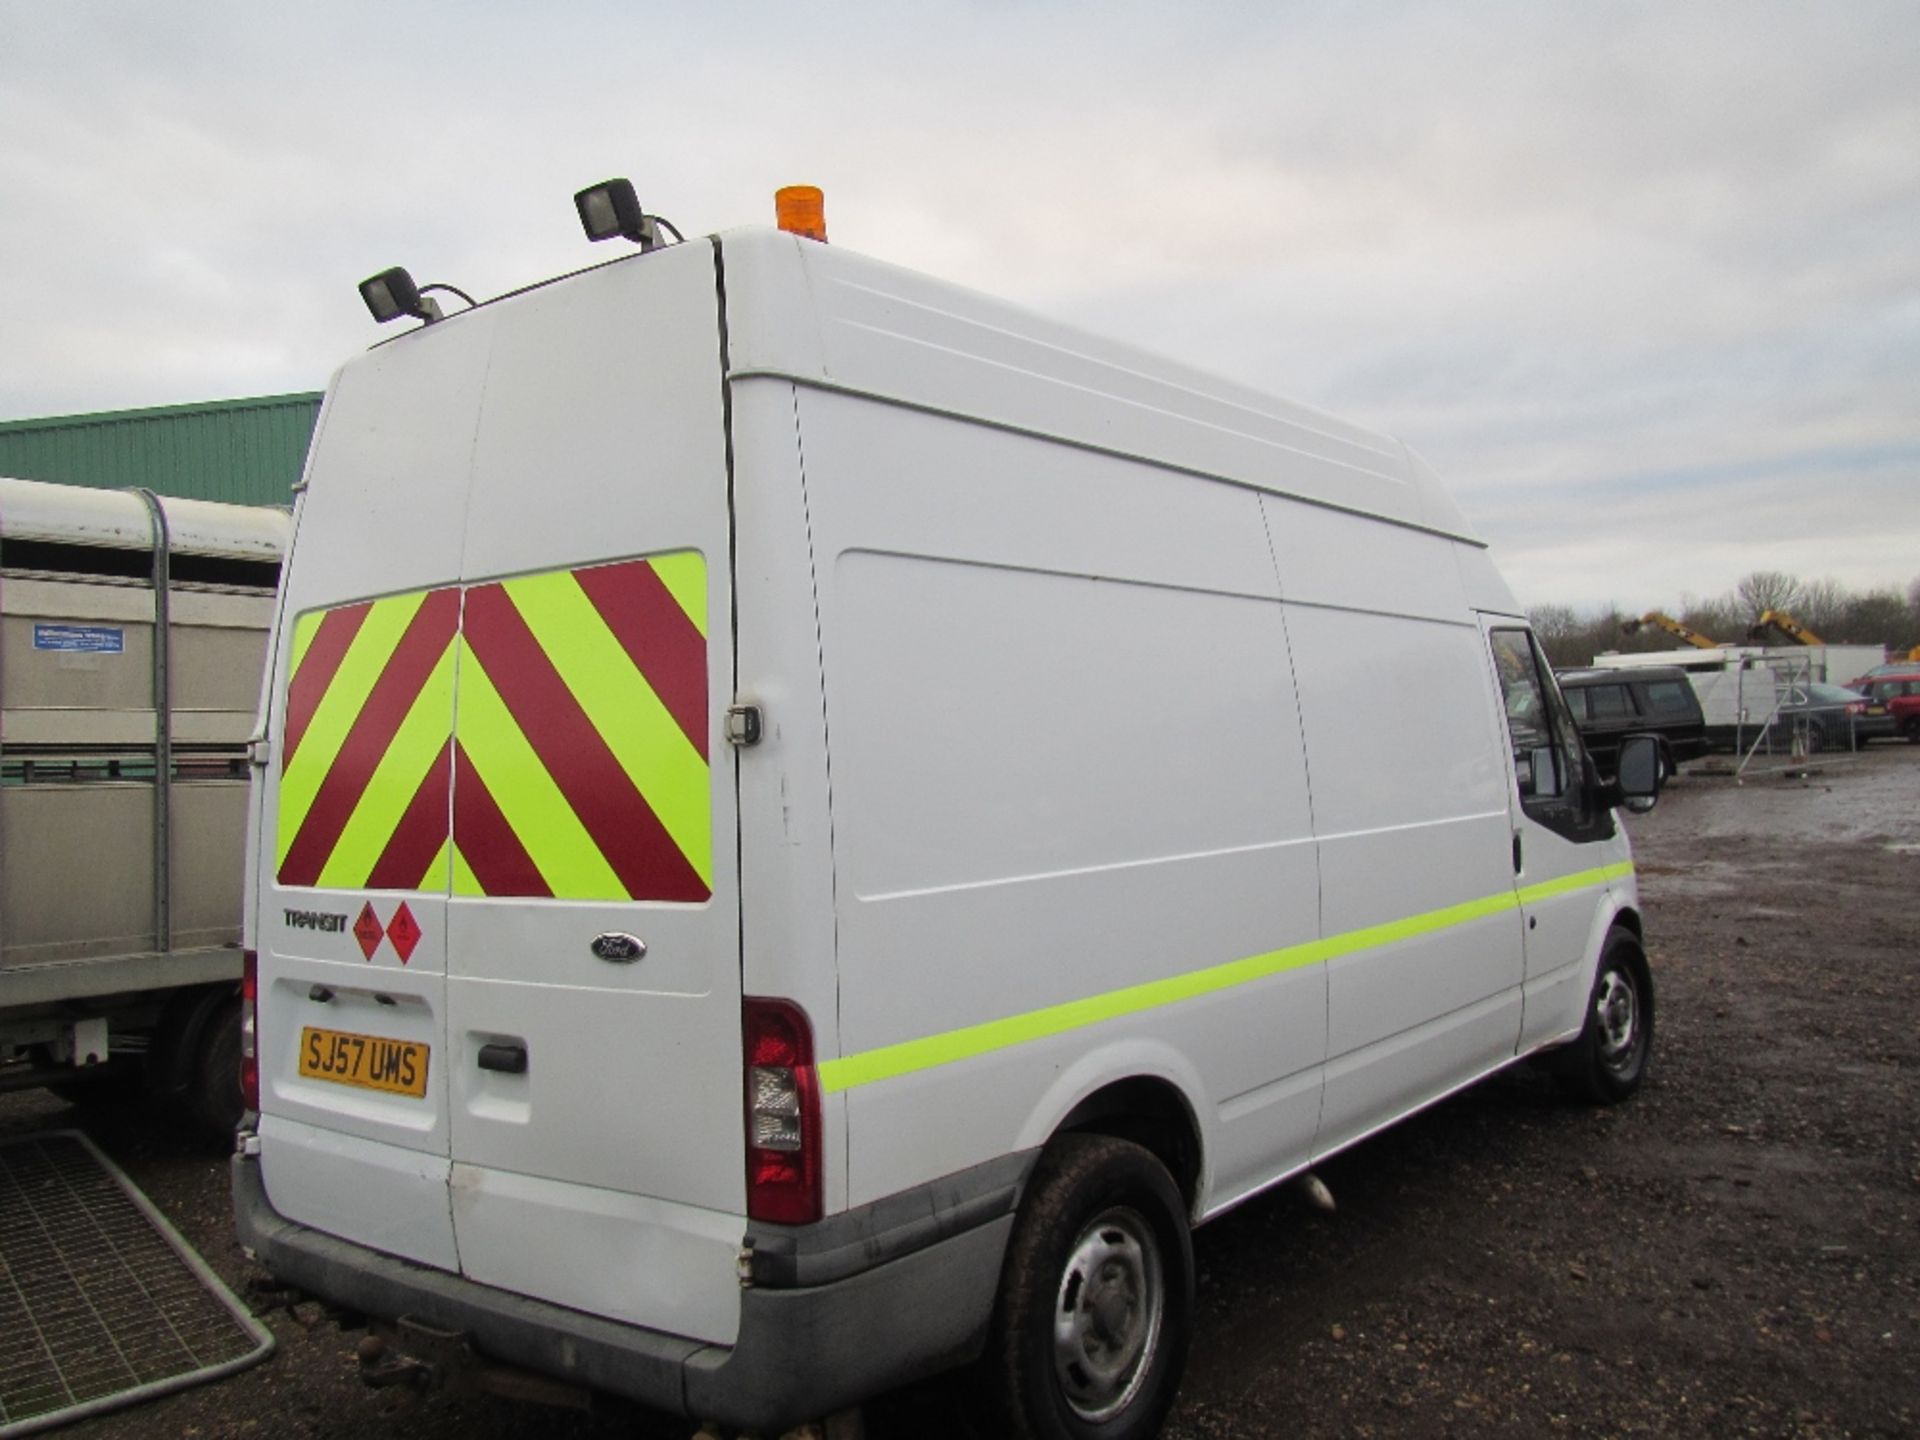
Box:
[1774,682,1897,750]
[1557,666,1708,776]
[1849,670,1920,743]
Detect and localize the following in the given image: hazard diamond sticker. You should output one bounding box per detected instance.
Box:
[353,902,384,961]
[385,903,421,964]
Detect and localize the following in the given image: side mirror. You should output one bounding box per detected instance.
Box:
[1609,734,1663,814]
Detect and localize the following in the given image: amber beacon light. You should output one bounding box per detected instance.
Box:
[775,185,828,242]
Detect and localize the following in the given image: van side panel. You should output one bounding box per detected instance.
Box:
[1262,499,1524,1156]
[795,391,1325,1211]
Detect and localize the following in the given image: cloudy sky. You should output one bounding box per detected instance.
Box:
[2,1,1914,611]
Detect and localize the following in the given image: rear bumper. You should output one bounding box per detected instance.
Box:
[233,1148,1026,1431]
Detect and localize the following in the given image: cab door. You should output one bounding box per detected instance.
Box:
[1482,624,1628,1052]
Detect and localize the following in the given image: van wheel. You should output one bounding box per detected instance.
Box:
[1552,931,1653,1105]
[977,1134,1193,1440]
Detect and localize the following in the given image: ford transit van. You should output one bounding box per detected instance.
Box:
[235,194,1662,1439]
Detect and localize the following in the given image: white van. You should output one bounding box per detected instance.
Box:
[235,195,1663,1440]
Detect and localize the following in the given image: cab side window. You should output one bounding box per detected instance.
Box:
[1490,629,1609,843]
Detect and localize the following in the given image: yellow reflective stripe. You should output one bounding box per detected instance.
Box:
[504,569,712,889]
[316,641,456,888]
[276,591,428,867]
[420,838,454,894]
[1518,860,1634,907]
[449,841,481,897]
[1318,889,1520,963]
[287,608,323,681]
[455,647,625,900]
[817,862,1634,1094]
[649,551,706,636]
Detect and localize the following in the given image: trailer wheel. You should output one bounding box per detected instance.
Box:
[189,998,245,1137]
[976,1134,1192,1440]
[1551,929,1653,1104]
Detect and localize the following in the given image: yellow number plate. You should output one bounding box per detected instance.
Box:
[298,1026,429,1098]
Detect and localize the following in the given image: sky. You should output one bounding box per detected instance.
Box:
[1,0,1915,612]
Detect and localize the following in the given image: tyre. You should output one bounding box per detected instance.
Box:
[1802,723,1825,754]
[1552,930,1653,1104]
[1906,720,1920,745]
[189,999,245,1137]
[976,1134,1193,1440]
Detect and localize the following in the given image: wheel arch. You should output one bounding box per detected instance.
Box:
[1610,904,1644,943]
[1014,1044,1211,1219]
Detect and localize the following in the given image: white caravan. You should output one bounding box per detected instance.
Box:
[235,187,1663,1440]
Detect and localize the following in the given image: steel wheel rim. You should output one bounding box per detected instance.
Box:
[1051,1205,1164,1422]
[1595,968,1640,1074]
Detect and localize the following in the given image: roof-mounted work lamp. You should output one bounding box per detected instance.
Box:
[358,266,441,325]
[575,178,658,249]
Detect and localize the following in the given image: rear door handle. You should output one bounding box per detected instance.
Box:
[1512,832,1523,874]
[476,1042,527,1075]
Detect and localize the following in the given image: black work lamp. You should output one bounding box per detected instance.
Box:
[358,267,440,324]
[575,178,656,248]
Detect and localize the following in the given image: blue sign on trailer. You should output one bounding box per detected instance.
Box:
[33,624,125,654]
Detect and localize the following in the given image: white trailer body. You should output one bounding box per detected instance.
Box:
[0,476,286,1125]
[235,226,1656,1435]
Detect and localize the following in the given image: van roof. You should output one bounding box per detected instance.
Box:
[364,228,1486,548]
[716,228,1482,544]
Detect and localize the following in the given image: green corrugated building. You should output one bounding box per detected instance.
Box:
[0,393,322,508]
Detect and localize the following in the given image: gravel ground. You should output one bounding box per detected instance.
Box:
[6,746,1916,1439]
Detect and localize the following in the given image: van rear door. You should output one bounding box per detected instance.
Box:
[256,320,491,1273]
[258,244,742,1343]
[438,244,745,1346]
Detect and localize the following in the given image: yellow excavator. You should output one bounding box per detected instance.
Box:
[1746,609,1824,646]
[1620,611,1720,649]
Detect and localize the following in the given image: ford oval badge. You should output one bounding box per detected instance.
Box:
[591,932,647,963]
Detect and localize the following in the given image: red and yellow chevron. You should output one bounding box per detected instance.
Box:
[276,553,710,903]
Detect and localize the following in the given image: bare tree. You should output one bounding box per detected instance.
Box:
[1840,588,1911,647]
[1735,570,1804,620]
[1528,604,1578,642]
[1794,578,1849,637]
[1678,594,1740,645]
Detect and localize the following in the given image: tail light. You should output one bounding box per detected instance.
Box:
[240,948,260,1111]
[742,997,821,1225]
[1846,702,1865,715]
